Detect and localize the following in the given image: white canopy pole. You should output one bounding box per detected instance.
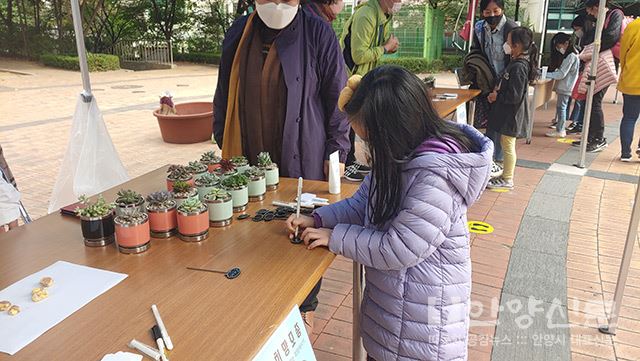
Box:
[576,0,607,168]
[537,0,550,67]
[467,0,476,54]
[70,0,92,102]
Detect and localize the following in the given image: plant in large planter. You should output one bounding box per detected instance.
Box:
[200,151,222,173]
[114,189,145,217]
[146,191,178,238]
[244,167,266,202]
[221,173,249,212]
[194,173,220,201]
[230,156,250,173]
[114,209,151,254]
[171,181,199,207]
[257,152,279,191]
[75,195,115,247]
[166,165,194,191]
[203,187,233,227]
[187,160,208,180]
[176,197,209,242]
[214,159,237,180]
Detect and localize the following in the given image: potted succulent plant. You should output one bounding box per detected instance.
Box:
[230,156,250,173]
[176,197,209,242]
[200,151,222,173]
[75,195,115,247]
[203,188,233,227]
[221,173,249,212]
[195,173,220,201]
[257,152,279,191]
[214,159,238,181]
[171,180,198,207]
[114,209,151,254]
[146,191,177,238]
[244,167,266,202]
[166,165,194,191]
[114,189,145,217]
[187,160,208,180]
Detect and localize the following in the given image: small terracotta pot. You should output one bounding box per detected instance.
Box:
[177,207,210,242]
[167,176,195,192]
[115,214,151,254]
[80,213,115,247]
[207,163,221,173]
[147,204,177,238]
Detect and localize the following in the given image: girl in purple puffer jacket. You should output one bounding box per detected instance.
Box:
[286,65,493,360]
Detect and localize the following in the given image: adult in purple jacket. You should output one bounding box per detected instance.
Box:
[213,0,350,180]
[287,66,493,360]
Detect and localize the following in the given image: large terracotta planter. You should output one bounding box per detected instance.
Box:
[154,102,213,144]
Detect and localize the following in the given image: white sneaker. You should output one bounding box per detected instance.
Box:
[546,130,567,138]
[490,162,504,178]
[487,177,514,190]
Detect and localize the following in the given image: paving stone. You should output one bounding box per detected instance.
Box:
[502,248,567,305]
[525,192,573,223]
[513,215,569,257]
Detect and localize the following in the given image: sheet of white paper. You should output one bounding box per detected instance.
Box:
[456,104,468,124]
[0,261,127,355]
[251,305,316,361]
[101,351,143,361]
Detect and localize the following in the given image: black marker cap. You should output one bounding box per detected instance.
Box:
[152,325,163,341]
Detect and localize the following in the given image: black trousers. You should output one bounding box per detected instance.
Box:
[588,86,609,141]
[300,279,322,312]
[345,129,357,166]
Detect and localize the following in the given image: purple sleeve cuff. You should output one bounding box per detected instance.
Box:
[313,213,323,228]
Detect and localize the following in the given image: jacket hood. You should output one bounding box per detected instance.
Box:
[404,123,493,206]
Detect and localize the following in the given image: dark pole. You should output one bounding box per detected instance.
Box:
[515,0,520,21]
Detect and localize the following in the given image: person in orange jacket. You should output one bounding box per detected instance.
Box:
[618,18,640,162]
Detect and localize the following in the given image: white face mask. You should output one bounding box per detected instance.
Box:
[557,47,566,54]
[390,2,402,14]
[503,42,512,55]
[255,2,298,30]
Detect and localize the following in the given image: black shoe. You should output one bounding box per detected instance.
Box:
[344,164,365,182]
[566,124,582,134]
[572,140,581,147]
[586,138,608,153]
[352,162,371,174]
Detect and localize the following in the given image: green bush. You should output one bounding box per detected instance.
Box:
[173,51,221,65]
[379,55,463,74]
[41,53,120,71]
[441,54,464,71]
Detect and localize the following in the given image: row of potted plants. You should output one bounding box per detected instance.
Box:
[192,151,279,190]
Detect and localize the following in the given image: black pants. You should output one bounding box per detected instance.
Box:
[588,86,609,141]
[300,279,322,312]
[345,129,357,166]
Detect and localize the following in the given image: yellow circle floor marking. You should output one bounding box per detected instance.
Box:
[557,138,576,144]
[488,188,510,193]
[468,221,494,234]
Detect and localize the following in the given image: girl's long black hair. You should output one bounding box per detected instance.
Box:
[509,27,540,83]
[343,65,475,226]
[549,32,576,71]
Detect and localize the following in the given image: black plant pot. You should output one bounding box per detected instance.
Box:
[80,213,116,247]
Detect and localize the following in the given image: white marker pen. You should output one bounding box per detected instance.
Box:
[151,304,173,350]
[152,325,169,361]
[128,339,161,361]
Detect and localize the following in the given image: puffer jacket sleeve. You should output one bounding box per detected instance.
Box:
[328,173,454,271]
[313,177,370,228]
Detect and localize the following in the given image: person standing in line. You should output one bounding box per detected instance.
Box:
[546,33,580,138]
[302,0,344,22]
[617,18,640,162]
[567,15,589,135]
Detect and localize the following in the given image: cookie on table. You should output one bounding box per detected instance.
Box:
[0,301,10,312]
[8,305,20,316]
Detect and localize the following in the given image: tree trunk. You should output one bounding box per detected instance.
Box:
[17,0,28,56]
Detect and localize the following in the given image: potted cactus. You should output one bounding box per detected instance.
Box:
[221,173,249,212]
[257,152,279,191]
[187,160,208,180]
[200,151,222,172]
[214,158,238,181]
[146,191,177,238]
[114,209,151,254]
[171,180,198,207]
[114,189,145,217]
[244,167,266,202]
[203,188,233,227]
[75,195,115,247]
[195,173,220,201]
[230,156,250,173]
[176,198,209,242]
[166,165,194,191]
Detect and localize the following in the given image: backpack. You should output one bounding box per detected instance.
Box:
[605,9,633,60]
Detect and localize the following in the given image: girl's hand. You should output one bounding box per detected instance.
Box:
[301,227,332,250]
[286,214,315,239]
[488,91,498,103]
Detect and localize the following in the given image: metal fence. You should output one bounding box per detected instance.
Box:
[114,40,174,65]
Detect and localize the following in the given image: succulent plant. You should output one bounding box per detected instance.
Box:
[172,180,194,196]
[75,195,114,218]
[218,159,236,173]
[115,208,148,225]
[230,156,248,165]
[177,197,206,213]
[187,160,207,174]
[203,187,231,201]
[244,166,265,179]
[195,173,220,187]
[221,173,249,189]
[257,152,274,167]
[146,191,176,211]
[200,151,221,164]
[115,189,143,206]
[167,165,191,181]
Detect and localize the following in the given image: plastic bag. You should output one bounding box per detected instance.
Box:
[0,175,20,225]
[48,94,129,213]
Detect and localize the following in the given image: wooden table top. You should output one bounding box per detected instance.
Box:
[0,166,358,360]
[431,88,481,118]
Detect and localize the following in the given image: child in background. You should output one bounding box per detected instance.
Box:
[546,33,580,138]
[486,27,539,190]
[286,65,492,361]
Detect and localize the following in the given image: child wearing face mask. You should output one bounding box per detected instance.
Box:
[486,27,539,190]
[545,33,580,138]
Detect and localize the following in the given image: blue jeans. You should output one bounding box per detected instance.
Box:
[570,99,585,126]
[619,94,640,157]
[486,128,503,162]
[556,94,571,132]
